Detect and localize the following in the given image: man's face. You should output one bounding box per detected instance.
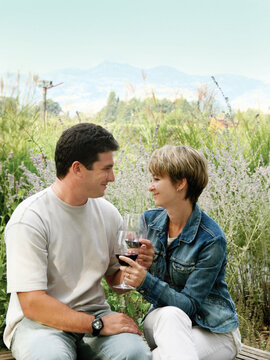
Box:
[81,151,115,198]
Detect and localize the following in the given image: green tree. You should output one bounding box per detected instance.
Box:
[104,91,119,123]
[38,98,62,115]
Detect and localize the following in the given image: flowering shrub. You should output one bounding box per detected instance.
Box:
[0,153,28,347]
[18,150,55,196]
[199,146,270,344]
[0,151,55,347]
[105,142,154,215]
[0,141,269,349]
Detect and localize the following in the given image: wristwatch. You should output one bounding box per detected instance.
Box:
[92,317,104,336]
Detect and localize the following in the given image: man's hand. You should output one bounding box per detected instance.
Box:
[137,239,154,269]
[101,313,142,336]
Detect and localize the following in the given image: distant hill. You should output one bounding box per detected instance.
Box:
[2,62,270,115]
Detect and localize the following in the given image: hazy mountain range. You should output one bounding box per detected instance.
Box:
[3,62,270,115]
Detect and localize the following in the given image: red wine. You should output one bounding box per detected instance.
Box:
[125,240,141,248]
[116,253,138,266]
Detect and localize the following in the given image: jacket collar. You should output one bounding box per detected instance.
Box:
[149,204,202,244]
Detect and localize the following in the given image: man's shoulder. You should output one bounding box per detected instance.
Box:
[17,187,50,209]
[93,197,121,216]
[6,188,51,227]
[94,196,117,209]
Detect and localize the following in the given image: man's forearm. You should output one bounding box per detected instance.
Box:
[18,290,94,333]
[17,289,142,337]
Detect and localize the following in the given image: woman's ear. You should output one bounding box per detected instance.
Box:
[176,178,187,192]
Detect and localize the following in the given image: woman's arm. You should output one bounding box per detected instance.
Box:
[134,236,227,318]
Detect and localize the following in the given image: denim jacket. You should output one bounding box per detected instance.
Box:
[137,204,238,333]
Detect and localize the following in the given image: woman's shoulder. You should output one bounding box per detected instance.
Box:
[200,209,225,239]
[144,207,166,222]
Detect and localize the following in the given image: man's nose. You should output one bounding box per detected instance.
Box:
[107,169,115,182]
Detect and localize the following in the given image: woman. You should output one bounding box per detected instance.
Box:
[122,145,241,360]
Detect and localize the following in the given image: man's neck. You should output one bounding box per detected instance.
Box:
[52,179,88,206]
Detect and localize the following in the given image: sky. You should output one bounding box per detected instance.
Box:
[0,0,270,82]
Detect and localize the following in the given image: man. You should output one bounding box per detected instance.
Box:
[4,123,152,359]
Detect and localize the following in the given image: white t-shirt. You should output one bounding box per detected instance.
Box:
[4,186,122,348]
[167,236,177,247]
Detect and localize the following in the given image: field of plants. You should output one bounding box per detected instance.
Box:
[0,79,269,351]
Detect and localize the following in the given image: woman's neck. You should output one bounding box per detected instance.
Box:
[167,200,193,238]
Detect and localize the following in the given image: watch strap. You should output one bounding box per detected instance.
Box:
[92,317,104,336]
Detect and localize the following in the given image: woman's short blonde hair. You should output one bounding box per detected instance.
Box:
[148,145,208,204]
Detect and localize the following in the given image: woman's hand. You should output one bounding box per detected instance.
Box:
[137,239,154,269]
[119,256,147,288]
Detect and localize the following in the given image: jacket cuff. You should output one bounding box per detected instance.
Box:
[136,271,159,303]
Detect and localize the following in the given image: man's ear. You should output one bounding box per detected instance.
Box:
[71,161,83,177]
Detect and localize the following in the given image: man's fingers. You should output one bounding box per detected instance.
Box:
[102,313,142,336]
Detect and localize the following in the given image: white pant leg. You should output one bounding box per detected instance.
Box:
[192,326,241,360]
[143,306,199,360]
[143,306,241,360]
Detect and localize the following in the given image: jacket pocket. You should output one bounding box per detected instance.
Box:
[171,259,195,285]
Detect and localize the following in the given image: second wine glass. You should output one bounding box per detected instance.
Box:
[113,230,138,290]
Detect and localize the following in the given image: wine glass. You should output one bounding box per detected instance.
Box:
[123,213,147,249]
[113,230,138,290]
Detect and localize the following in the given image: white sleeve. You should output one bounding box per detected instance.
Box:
[104,203,123,276]
[5,222,48,293]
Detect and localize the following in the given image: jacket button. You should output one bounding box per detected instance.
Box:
[198,315,201,319]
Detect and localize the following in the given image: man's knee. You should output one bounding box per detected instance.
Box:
[11,321,77,360]
[99,333,152,360]
[30,340,76,360]
[122,336,152,360]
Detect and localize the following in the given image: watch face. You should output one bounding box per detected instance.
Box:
[94,320,103,330]
[92,317,104,336]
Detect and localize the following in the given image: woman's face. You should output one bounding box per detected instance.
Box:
[148,174,179,208]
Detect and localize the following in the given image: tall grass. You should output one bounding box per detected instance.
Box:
[0,85,269,350]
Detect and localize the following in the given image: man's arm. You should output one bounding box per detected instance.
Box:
[18,291,93,333]
[18,290,141,335]
[105,269,127,294]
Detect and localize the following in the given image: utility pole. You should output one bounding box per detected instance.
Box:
[37,80,63,127]
[37,80,52,127]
